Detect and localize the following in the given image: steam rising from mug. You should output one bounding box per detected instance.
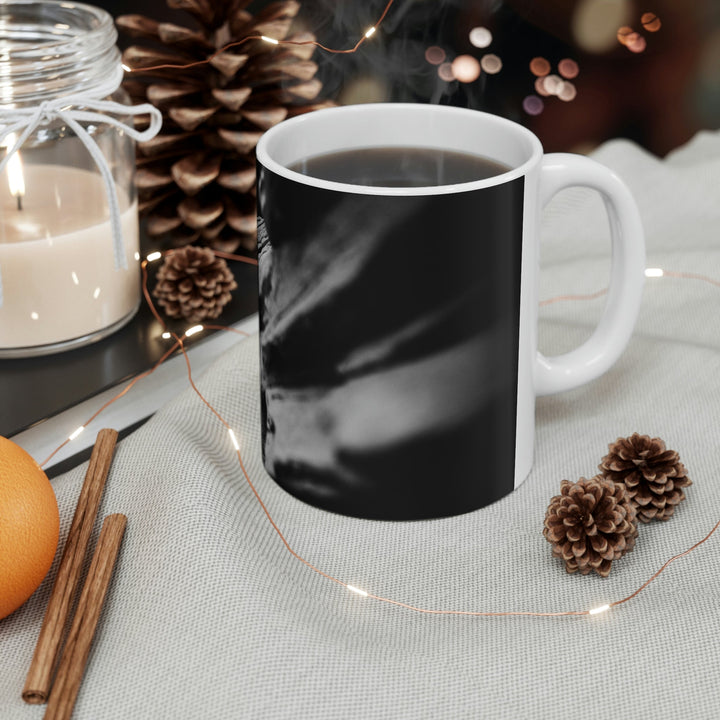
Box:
[299,0,474,104]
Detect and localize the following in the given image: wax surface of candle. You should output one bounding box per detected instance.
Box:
[0,165,140,349]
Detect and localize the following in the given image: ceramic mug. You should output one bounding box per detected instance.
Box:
[255,103,645,520]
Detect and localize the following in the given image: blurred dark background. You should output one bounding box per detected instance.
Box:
[103,0,720,156]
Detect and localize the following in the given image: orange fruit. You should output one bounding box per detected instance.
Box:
[0,436,59,620]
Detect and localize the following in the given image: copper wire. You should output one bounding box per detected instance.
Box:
[124,0,396,74]
[539,288,608,306]
[39,251,720,618]
[38,339,182,468]
[662,270,720,288]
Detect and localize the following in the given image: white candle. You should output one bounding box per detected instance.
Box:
[0,164,140,351]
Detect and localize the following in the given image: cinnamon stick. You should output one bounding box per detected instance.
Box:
[44,514,127,720]
[23,428,119,704]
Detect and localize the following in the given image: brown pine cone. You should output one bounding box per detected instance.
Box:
[153,246,237,323]
[117,0,333,254]
[543,476,638,577]
[599,433,692,523]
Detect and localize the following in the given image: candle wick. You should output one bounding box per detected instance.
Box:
[16,194,22,211]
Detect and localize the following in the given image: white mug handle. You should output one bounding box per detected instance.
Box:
[535,153,646,396]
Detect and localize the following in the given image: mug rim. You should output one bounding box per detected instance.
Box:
[256,102,544,196]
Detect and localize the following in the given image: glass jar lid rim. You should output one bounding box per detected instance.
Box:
[0,1,120,105]
[0,0,115,56]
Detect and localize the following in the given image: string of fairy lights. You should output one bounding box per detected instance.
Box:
[34,2,717,620]
[120,0,666,120]
[121,0,395,74]
[37,249,720,620]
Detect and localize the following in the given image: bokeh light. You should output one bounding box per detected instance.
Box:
[530,57,551,77]
[558,59,579,79]
[452,54,481,83]
[542,74,563,95]
[641,12,662,32]
[438,62,455,82]
[620,30,642,49]
[523,95,544,116]
[616,26,634,45]
[572,0,632,54]
[534,77,551,97]
[469,26,492,48]
[425,46,446,65]
[480,54,503,75]
[558,81,577,102]
[627,34,647,53]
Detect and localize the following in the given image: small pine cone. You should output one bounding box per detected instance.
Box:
[153,246,237,323]
[599,433,692,523]
[543,476,638,577]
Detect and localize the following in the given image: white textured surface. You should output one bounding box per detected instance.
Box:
[1,133,719,719]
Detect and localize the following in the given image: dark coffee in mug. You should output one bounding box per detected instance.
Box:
[288,147,510,187]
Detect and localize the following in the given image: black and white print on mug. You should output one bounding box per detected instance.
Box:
[256,104,645,521]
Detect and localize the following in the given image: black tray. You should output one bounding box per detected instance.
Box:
[0,261,258,439]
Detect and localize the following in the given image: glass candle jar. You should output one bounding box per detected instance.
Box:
[0,1,151,357]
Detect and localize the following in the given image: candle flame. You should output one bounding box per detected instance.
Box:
[3,133,25,205]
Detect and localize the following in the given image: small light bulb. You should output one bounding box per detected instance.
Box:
[645,268,664,278]
[364,26,376,38]
[146,251,162,262]
[68,426,85,441]
[161,331,172,339]
[185,324,204,337]
[261,35,279,45]
[589,604,610,615]
[228,428,240,450]
[347,585,368,597]
[121,63,131,72]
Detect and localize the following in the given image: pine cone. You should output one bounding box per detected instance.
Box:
[153,246,237,322]
[543,476,638,577]
[599,433,692,523]
[117,1,333,254]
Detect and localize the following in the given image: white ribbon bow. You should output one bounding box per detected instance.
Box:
[0,81,162,308]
